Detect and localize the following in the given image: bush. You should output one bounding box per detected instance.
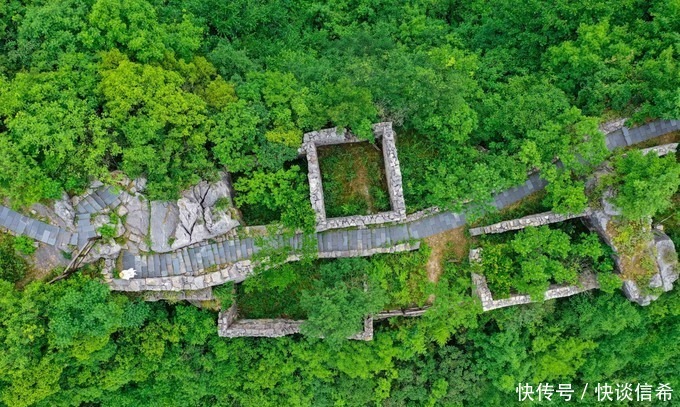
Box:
[97,224,117,240]
[611,151,680,221]
[480,226,613,300]
[213,283,234,310]
[13,236,36,255]
[0,234,29,283]
[597,273,622,294]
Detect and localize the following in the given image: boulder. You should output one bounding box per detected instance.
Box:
[85,241,122,261]
[150,201,180,252]
[54,192,76,227]
[122,194,149,237]
[585,188,679,306]
[92,214,110,230]
[654,232,678,292]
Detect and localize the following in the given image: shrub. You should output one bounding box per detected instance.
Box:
[0,234,29,282]
[13,236,36,255]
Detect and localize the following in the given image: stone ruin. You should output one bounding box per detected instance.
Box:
[468,210,589,237]
[300,122,407,231]
[583,143,678,305]
[585,194,678,306]
[218,301,374,340]
[469,248,601,311]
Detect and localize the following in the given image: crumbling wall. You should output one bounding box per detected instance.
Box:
[469,210,589,237]
[301,122,407,231]
[469,248,601,311]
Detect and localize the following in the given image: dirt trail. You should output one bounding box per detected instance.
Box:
[424,226,468,283]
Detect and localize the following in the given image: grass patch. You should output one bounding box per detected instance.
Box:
[607,219,657,286]
[318,142,390,217]
[424,226,469,284]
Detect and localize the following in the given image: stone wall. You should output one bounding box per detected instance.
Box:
[220,318,305,338]
[143,287,214,302]
[469,210,589,236]
[218,301,374,340]
[374,307,429,320]
[110,241,420,292]
[375,122,407,218]
[640,142,678,157]
[472,272,600,312]
[301,122,407,232]
[470,248,600,311]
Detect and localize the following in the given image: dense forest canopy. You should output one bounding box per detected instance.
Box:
[0,0,678,215]
[0,0,679,406]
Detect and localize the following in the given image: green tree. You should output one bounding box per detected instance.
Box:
[233,166,315,231]
[300,258,387,345]
[0,234,29,283]
[98,51,216,199]
[611,150,680,220]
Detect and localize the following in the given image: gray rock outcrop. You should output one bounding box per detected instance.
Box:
[150,201,180,252]
[586,191,678,306]
[173,176,239,249]
[53,192,76,229]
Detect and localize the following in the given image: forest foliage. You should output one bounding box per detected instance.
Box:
[0,273,678,406]
[1,0,679,221]
[1,0,680,405]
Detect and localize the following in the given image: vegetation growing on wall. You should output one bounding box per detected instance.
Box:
[477,225,616,299]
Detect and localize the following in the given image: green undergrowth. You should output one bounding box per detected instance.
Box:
[476,221,617,300]
[318,142,390,217]
[237,246,433,319]
[656,192,680,249]
[0,233,31,283]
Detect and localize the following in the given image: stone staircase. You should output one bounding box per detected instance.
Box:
[0,119,677,286]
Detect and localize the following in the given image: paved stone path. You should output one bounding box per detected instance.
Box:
[0,119,678,281]
[74,186,121,247]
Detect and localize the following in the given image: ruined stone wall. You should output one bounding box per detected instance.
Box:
[469,247,601,311]
[375,122,407,218]
[218,303,374,340]
[469,210,589,237]
[143,287,214,302]
[640,142,678,157]
[301,123,407,232]
[219,319,305,338]
[374,307,428,320]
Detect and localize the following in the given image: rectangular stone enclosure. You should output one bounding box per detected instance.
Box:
[301,122,407,231]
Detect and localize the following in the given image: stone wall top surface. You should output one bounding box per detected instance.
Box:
[469,210,589,237]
